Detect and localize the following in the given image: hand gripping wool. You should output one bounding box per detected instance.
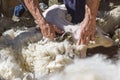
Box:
[0,4,116,80]
[43,4,113,57]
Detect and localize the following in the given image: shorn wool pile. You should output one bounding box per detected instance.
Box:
[0,5,120,80]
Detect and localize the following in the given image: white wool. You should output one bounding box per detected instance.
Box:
[2,29,15,39]
[13,29,26,37]
[0,31,87,79]
[113,28,120,44]
[21,40,75,75]
[109,6,120,19]
[49,55,120,80]
[0,48,23,80]
[0,4,118,80]
[0,48,36,80]
[2,28,27,39]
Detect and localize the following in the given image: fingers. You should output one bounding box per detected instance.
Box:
[40,25,55,40]
[78,18,90,45]
[77,5,96,45]
[91,31,95,41]
[47,26,55,40]
[77,31,83,45]
[48,33,55,40]
[43,22,64,40]
[53,25,64,34]
[77,20,92,45]
[78,32,90,45]
[78,24,95,45]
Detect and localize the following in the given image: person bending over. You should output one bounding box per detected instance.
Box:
[23,0,100,45]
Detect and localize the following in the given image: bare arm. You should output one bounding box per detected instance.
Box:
[86,0,100,40]
[23,0,63,39]
[78,0,100,45]
[87,0,100,21]
[23,0,45,25]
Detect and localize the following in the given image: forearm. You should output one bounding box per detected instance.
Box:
[86,0,100,21]
[23,0,46,27]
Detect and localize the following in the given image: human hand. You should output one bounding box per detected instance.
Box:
[40,21,64,40]
[77,5,96,45]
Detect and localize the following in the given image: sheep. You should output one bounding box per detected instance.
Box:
[0,5,113,57]
[0,4,117,80]
[43,4,113,57]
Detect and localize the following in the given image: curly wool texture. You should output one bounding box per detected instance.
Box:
[0,48,24,80]
[113,28,120,44]
[0,4,117,80]
[48,55,120,80]
[22,40,74,74]
[0,29,87,80]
